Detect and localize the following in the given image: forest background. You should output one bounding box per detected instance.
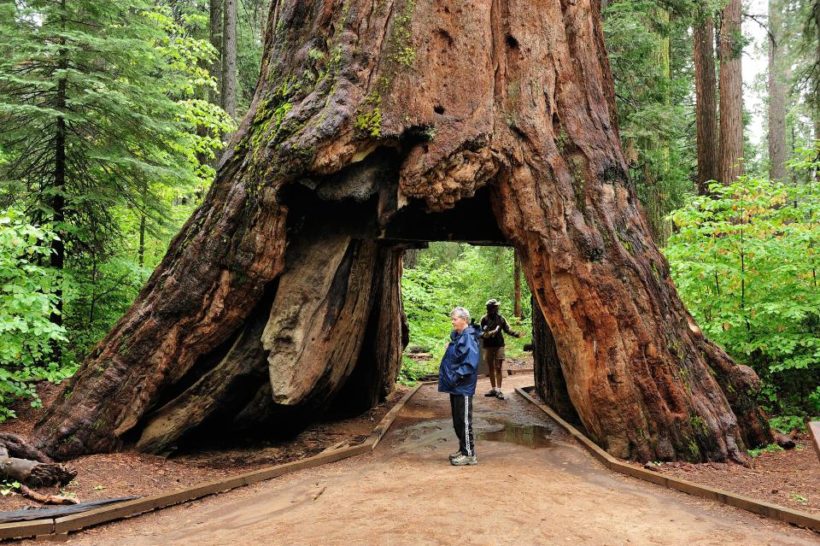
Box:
[0,0,817,437]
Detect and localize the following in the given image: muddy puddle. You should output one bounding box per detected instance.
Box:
[478,422,553,449]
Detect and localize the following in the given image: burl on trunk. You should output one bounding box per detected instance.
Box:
[33,0,770,462]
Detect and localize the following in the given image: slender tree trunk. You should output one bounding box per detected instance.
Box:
[138,215,146,268]
[513,249,522,319]
[718,0,744,183]
[51,103,65,329]
[639,8,672,242]
[767,0,788,181]
[209,0,223,105]
[403,248,419,268]
[50,0,68,334]
[693,12,719,193]
[221,0,237,118]
[33,0,770,463]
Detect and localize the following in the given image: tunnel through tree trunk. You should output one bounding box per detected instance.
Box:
[33,0,770,462]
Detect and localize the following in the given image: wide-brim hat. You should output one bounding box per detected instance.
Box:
[486,298,499,307]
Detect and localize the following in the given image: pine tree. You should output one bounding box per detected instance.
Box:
[0,0,232,328]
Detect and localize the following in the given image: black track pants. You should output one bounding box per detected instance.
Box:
[449,394,475,456]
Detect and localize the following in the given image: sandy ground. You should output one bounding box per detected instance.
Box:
[0,386,409,512]
[37,375,817,545]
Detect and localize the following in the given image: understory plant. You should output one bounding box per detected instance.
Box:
[665,176,818,416]
[0,209,73,421]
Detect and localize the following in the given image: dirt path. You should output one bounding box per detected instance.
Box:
[52,376,817,545]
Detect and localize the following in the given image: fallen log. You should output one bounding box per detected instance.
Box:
[0,434,75,487]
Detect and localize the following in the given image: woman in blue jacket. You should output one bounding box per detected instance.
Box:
[438,306,480,466]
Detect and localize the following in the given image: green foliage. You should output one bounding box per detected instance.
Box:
[63,255,148,364]
[397,355,437,386]
[768,415,807,434]
[236,0,269,110]
[0,0,234,264]
[0,210,73,421]
[389,0,416,67]
[0,480,21,496]
[0,0,235,396]
[401,244,531,360]
[665,176,819,415]
[604,0,695,242]
[747,443,784,458]
[355,107,382,137]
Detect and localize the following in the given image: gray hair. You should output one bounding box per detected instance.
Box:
[450,306,470,322]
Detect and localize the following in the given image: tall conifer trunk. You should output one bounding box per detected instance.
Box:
[513,250,522,319]
[767,0,788,181]
[33,0,770,462]
[209,0,223,105]
[693,11,719,193]
[718,0,744,183]
[220,0,237,118]
[49,0,68,333]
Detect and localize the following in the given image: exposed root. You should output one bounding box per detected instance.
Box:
[20,484,78,505]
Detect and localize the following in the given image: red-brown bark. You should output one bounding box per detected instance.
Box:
[33,0,770,462]
[719,0,744,183]
[693,12,719,192]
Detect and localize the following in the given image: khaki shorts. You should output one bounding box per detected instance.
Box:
[483,346,505,368]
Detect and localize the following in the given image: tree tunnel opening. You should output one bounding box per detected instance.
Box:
[126,165,579,457]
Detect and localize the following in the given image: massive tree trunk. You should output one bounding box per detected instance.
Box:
[693,11,719,193]
[33,0,770,463]
[767,0,788,182]
[718,0,744,183]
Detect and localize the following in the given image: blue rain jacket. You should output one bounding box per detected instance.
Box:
[438,326,480,396]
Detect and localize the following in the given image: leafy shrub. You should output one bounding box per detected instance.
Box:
[665,177,819,415]
[747,443,784,458]
[768,415,806,434]
[397,356,438,386]
[0,209,73,421]
[401,244,531,355]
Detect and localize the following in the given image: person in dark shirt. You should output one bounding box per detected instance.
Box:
[480,299,521,399]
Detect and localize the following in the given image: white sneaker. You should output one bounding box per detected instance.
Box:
[450,454,478,466]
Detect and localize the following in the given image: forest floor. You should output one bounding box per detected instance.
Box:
[31,374,817,545]
[0,382,410,511]
[625,434,819,515]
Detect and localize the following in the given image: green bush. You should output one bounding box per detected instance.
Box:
[768,415,806,434]
[0,209,73,421]
[400,243,532,380]
[664,177,819,415]
[401,244,531,352]
[397,356,438,386]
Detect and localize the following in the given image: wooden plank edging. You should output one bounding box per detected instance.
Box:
[0,383,425,541]
[506,368,534,376]
[367,383,425,451]
[515,386,820,533]
[0,519,53,541]
[808,421,820,463]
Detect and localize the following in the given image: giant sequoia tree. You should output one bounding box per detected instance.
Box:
[32,0,771,463]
